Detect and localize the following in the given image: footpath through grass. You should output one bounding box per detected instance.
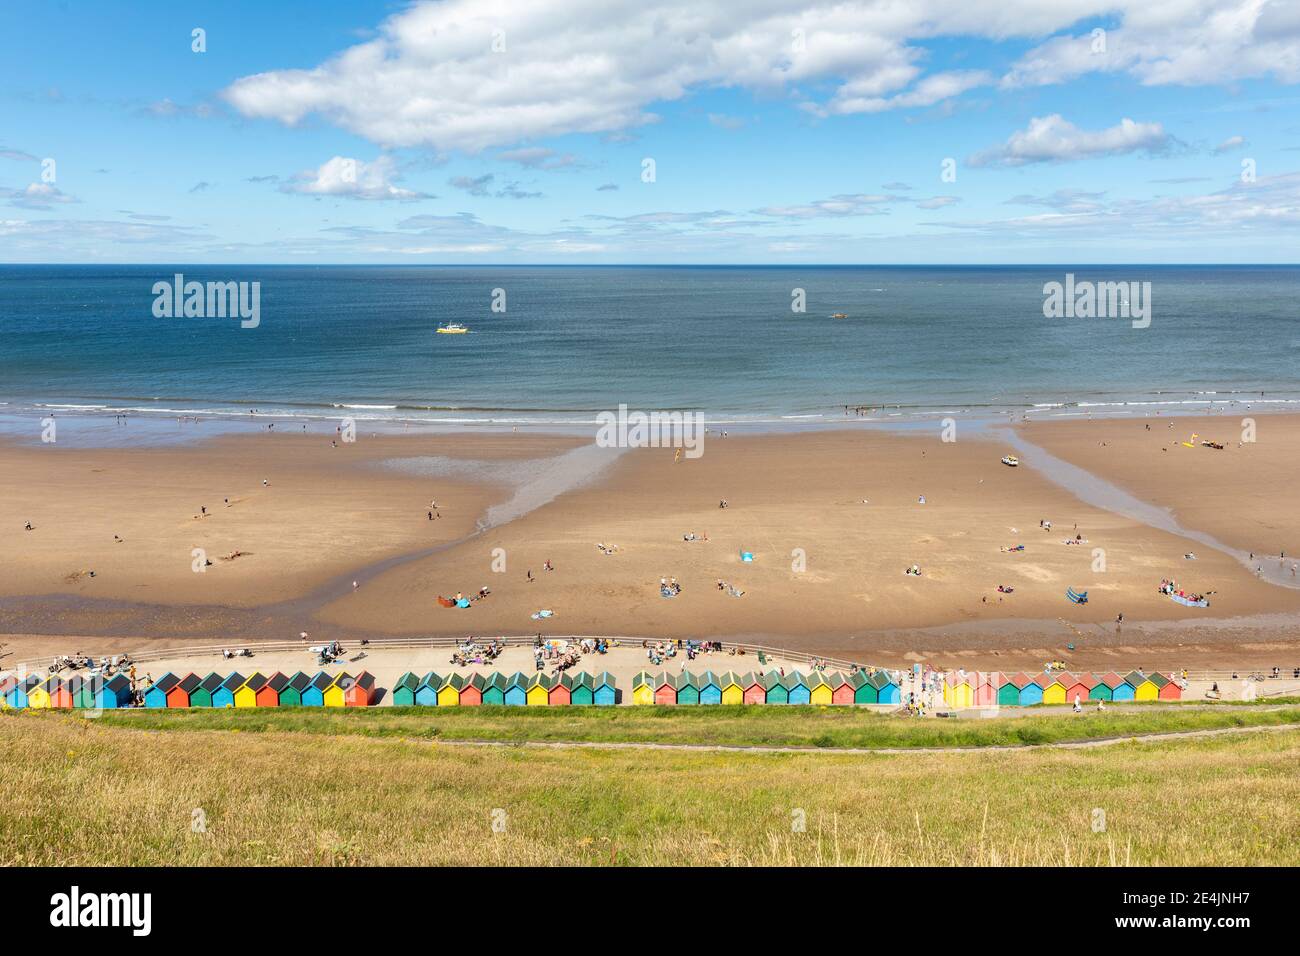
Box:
[57,700,1300,750]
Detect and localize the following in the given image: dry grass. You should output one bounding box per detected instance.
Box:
[1,713,1296,866]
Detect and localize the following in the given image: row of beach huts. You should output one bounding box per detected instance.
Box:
[0,667,1181,710]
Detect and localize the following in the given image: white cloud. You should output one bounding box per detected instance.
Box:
[1214,134,1247,153]
[754,193,899,218]
[4,182,78,209]
[915,195,960,209]
[496,147,581,170]
[969,115,1172,166]
[280,155,428,200]
[708,113,746,129]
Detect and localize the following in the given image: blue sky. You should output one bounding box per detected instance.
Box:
[2,0,1299,263]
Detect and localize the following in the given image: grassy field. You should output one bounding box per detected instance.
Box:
[1,707,1298,866]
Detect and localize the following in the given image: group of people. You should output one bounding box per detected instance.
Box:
[46,653,101,674]
[714,578,745,596]
[450,638,504,667]
[1158,578,1208,603]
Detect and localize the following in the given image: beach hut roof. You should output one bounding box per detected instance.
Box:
[807,671,830,690]
[1149,672,1171,689]
[485,673,509,692]
[783,671,808,689]
[419,671,443,689]
[309,672,335,691]
[152,672,181,694]
[1124,670,1152,687]
[41,675,65,692]
[220,672,246,691]
[868,670,894,690]
[826,671,850,689]
[266,672,290,692]
[464,672,486,691]
[847,671,869,689]
[655,672,675,689]
[527,672,552,691]
[199,672,224,692]
[553,672,573,690]
[696,671,720,690]
[329,671,353,688]
[504,672,527,690]
[394,672,420,692]
[178,673,202,693]
[240,673,268,693]
[1099,672,1126,689]
[1032,673,1054,689]
[718,671,742,689]
[353,671,375,691]
[287,671,312,691]
[20,674,42,691]
[0,676,15,693]
[571,672,594,691]
[1073,673,1099,689]
[632,670,653,688]
[1008,672,1032,689]
[105,673,131,693]
[594,672,616,688]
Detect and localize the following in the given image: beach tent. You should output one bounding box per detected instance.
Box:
[740,550,754,562]
[697,671,722,705]
[438,673,465,707]
[631,671,655,706]
[830,673,855,706]
[871,670,901,705]
[1152,672,1181,701]
[785,672,811,705]
[1017,674,1047,707]
[719,671,744,706]
[1042,674,1069,706]
[482,673,508,706]
[1106,672,1135,702]
[323,672,353,708]
[526,672,551,706]
[1125,671,1158,701]
[257,672,289,707]
[46,676,74,709]
[849,671,876,704]
[417,672,442,706]
[807,671,833,706]
[169,673,202,708]
[144,673,180,709]
[391,672,419,707]
[459,673,485,707]
[234,673,267,708]
[95,674,132,710]
[213,672,245,709]
[653,672,678,706]
[675,672,700,706]
[548,673,573,706]
[281,671,311,707]
[1062,673,1093,706]
[503,672,528,707]
[763,671,789,705]
[569,672,594,706]
[345,671,375,707]
[190,672,223,708]
[1000,673,1029,707]
[594,672,617,706]
[302,672,333,707]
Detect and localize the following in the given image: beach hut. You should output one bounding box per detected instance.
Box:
[27,678,52,709]
[675,671,700,705]
[654,672,677,706]
[763,671,789,705]
[548,673,572,706]
[808,671,833,706]
[526,672,550,706]
[0,675,15,709]
[391,672,419,707]
[1042,673,1070,706]
[234,673,267,708]
[1062,673,1093,706]
[569,672,595,706]
[697,671,722,705]
[417,672,443,706]
[10,674,43,709]
[437,673,464,707]
[344,671,375,707]
[1152,672,1181,701]
[785,671,811,705]
[68,675,94,709]
[830,673,855,706]
[593,672,617,706]
[190,672,223,708]
[873,670,901,705]
[849,671,876,704]
[1089,673,1117,702]
[974,672,1001,707]
[212,672,244,709]
[631,671,655,706]
[170,673,202,708]
[257,672,289,707]
[302,672,332,707]
[742,672,766,705]
[999,673,1028,707]
[143,673,179,709]
[281,671,311,707]
[482,673,508,706]
[46,676,74,709]
[324,672,353,708]
[1018,674,1047,707]
[1107,672,1135,702]
[503,672,528,706]
[719,671,745,706]
[1126,671,1159,701]
[944,673,975,708]
[459,673,485,707]
[95,674,132,710]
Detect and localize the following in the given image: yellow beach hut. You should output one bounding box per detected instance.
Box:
[323,671,352,708]
[1126,670,1159,701]
[526,672,551,706]
[808,671,834,706]
[719,671,744,706]
[631,670,655,706]
[1042,673,1071,706]
[27,679,52,709]
[436,673,464,707]
[234,672,267,708]
[942,672,974,708]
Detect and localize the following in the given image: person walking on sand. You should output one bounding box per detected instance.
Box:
[527,569,534,583]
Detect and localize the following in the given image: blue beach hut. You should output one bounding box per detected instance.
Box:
[94,674,133,709]
[697,671,722,705]
[593,672,617,706]
[415,672,442,706]
[503,672,528,706]
[212,672,244,709]
[785,671,811,705]
[302,672,332,707]
[143,672,179,709]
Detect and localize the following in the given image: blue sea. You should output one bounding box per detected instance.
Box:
[2,264,1298,432]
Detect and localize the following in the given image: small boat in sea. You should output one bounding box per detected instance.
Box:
[830,312,848,319]
[436,323,468,334]
[1001,455,1019,467]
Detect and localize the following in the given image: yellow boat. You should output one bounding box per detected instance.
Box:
[436,323,468,334]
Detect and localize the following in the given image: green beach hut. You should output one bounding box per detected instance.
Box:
[764,671,789,704]
[280,671,311,707]
[569,672,595,706]
[675,671,700,705]
[391,672,420,707]
[850,671,876,704]
[482,672,508,706]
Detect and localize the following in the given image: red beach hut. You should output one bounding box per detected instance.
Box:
[167,673,200,708]
[547,673,572,706]
[458,673,484,707]
[48,677,74,709]
[256,672,288,707]
[742,672,766,705]
[830,672,855,705]
[344,671,376,707]
[1061,672,1093,706]
[654,673,677,706]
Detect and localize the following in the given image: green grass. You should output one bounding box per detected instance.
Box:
[37,700,1300,750]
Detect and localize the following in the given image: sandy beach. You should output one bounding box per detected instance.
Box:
[4,415,1300,672]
